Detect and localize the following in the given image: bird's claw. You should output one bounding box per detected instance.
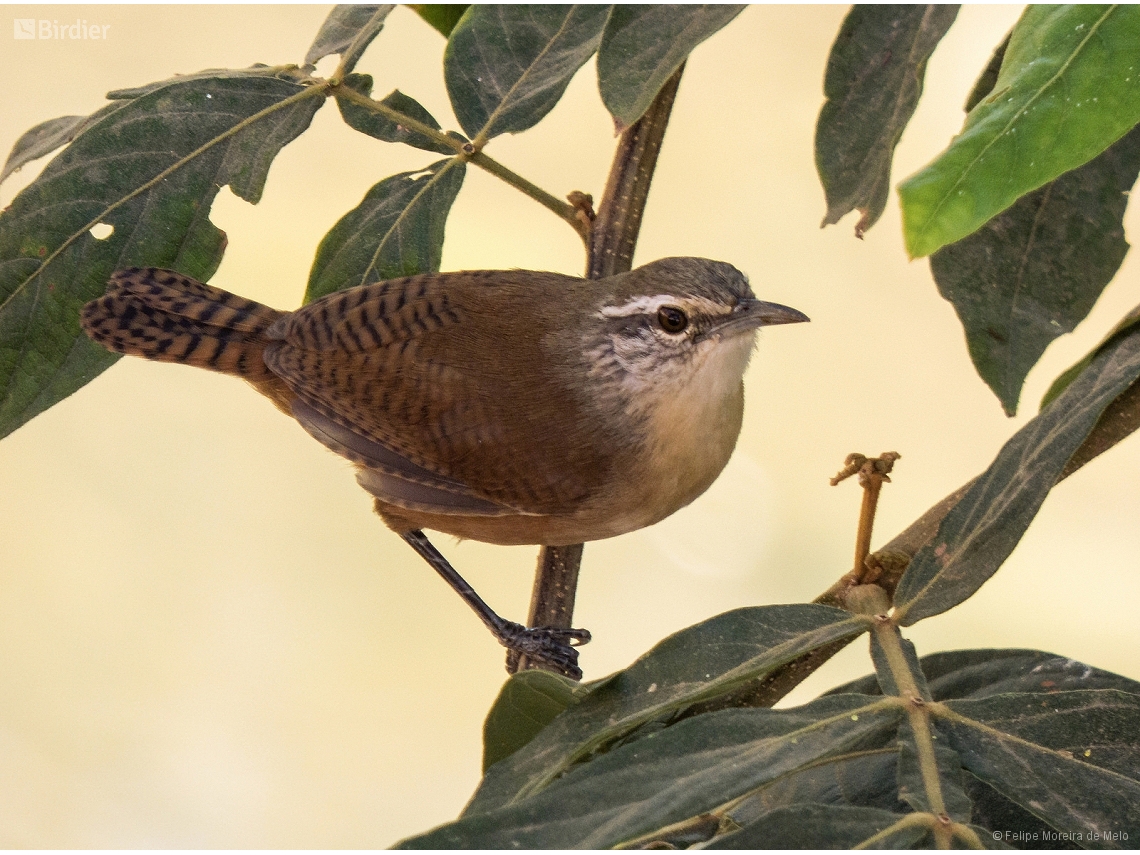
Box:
[499,621,592,681]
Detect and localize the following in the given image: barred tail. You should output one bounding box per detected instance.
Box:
[82,267,285,381]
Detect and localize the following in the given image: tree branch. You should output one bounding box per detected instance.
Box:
[511,65,687,677]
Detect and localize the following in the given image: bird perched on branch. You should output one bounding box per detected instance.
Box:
[82,257,808,678]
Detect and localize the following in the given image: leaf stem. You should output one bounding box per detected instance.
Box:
[870,613,953,849]
[469,151,587,241]
[853,812,936,849]
[330,83,585,240]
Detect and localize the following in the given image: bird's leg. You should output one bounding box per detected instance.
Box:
[400,530,591,680]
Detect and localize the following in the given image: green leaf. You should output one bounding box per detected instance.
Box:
[304,4,394,72]
[1042,302,1140,409]
[444,5,611,142]
[707,804,931,849]
[816,5,960,237]
[931,124,1140,416]
[899,5,1140,258]
[597,5,745,131]
[0,73,324,441]
[303,159,465,303]
[2,114,95,186]
[893,320,1140,625]
[104,64,307,100]
[462,604,869,816]
[409,4,469,38]
[397,695,901,849]
[837,649,1140,701]
[335,73,460,154]
[723,748,901,821]
[939,690,1140,843]
[483,670,586,772]
[964,772,1084,848]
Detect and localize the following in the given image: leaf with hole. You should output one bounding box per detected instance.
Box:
[444,5,611,141]
[893,321,1140,625]
[899,5,1140,258]
[816,5,960,238]
[304,159,465,304]
[597,5,745,131]
[0,72,324,441]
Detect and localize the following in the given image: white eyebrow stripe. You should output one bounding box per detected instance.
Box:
[598,294,678,318]
[598,294,728,319]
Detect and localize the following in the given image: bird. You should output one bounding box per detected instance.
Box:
[80,257,808,678]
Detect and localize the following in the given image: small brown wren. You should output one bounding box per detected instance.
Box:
[81,257,808,678]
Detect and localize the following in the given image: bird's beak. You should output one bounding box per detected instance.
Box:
[705,298,810,340]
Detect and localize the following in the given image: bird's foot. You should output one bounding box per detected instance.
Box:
[498,621,591,681]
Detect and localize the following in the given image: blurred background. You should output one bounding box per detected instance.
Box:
[2,4,1138,847]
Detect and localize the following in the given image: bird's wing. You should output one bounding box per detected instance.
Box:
[262,273,597,516]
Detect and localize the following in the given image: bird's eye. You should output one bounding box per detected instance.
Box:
[656,305,688,334]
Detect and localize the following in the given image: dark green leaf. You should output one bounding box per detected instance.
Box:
[893,322,1140,625]
[304,159,465,303]
[335,73,459,154]
[444,5,610,141]
[1042,303,1140,410]
[816,5,960,237]
[900,6,1140,258]
[463,604,869,815]
[928,650,1140,701]
[725,749,901,820]
[304,4,394,72]
[0,74,323,440]
[483,669,587,772]
[708,803,929,849]
[409,4,469,38]
[965,773,1083,849]
[105,64,303,100]
[831,649,1140,702]
[939,690,1140,843]
[398,695,901,849]
[2,114,92,186]
[964,30,1011,113]
[597,5,744,130]
[930,124,1140,416]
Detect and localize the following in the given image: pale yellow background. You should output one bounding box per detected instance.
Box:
[1,4,1138,847]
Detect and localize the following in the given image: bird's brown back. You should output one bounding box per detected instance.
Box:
[82,267,621,521]
[265,270,617,515]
